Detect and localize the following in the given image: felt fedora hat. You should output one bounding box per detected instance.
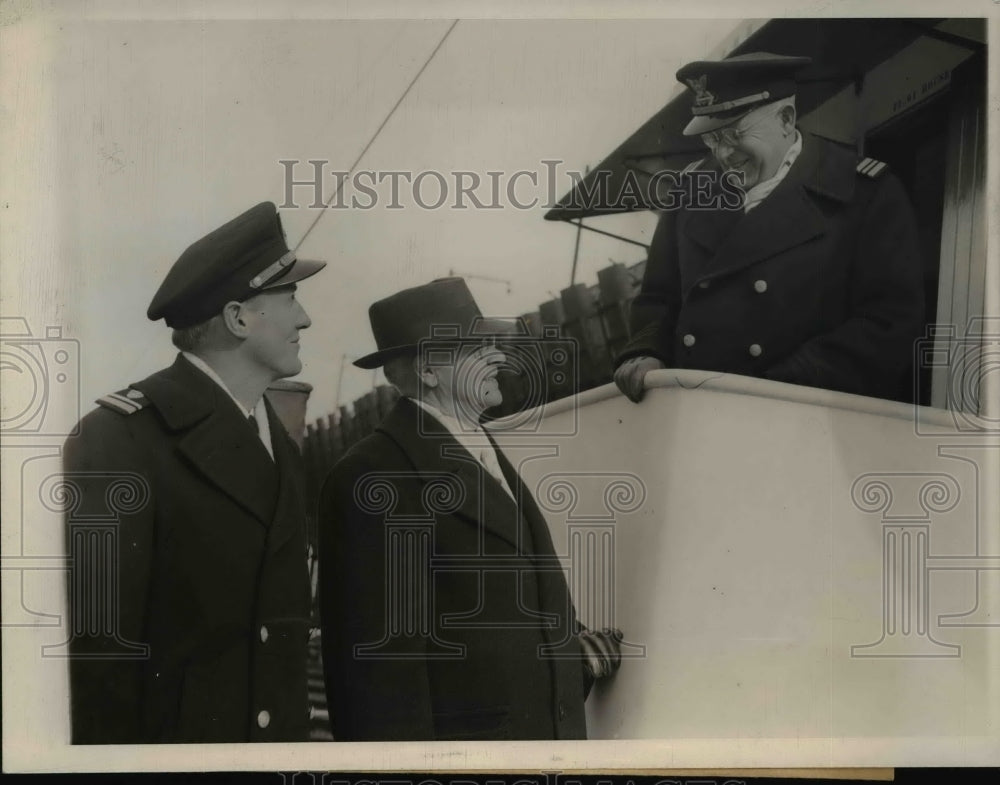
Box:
[355,277,508,369]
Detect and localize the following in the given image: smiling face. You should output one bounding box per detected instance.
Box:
[239,284,312,380]
[701,101,796,190]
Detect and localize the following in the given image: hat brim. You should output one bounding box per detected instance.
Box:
[353,344,417,370]
[260,258,327,289]
[682,108,755,137]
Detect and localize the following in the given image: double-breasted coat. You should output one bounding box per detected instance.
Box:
[63,354,311,743]
[318,398,588,741]
[618,133,925,400]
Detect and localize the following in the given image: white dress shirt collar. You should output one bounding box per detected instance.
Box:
[181,352,274,459]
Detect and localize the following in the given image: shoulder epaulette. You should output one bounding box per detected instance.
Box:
[96,387,150,415]
[856,157,889,179]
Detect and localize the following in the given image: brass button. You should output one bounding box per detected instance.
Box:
[682,334,696,348]
[257,710,271,729]
[259,625,269,643]
[754,280,768,293]
[749,343,763,357]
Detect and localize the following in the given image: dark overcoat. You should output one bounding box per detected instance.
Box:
[318,398,588,741]
[63,354,311,743]
[618,133,925,400]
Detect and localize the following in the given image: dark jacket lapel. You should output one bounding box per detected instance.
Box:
[132,354,278,525]
[376,398,523,552]
[489,436,555,556]
[682,133,852,283]
[262,396,304,553]
[681,199,744,258]
[490,436,579,645]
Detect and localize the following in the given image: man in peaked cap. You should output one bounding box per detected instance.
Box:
[615,52,924,402]
[318,278,622,740]
[62,202,325,743]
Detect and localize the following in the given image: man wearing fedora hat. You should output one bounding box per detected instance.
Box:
[318,277,621,741]
[615,52,924,402]
[62,201,325,743]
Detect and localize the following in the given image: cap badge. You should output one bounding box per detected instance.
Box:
[686,75,715,108]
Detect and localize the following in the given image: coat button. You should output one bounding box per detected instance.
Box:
[257,710,271,729]
[259,625,269,643]
[754,279,768,293]
[749,343,763,357]
[682,333,696,348]
[558,701,567,720]
[697,280,711,289]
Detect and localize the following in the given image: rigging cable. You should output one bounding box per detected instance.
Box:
[294,19,460,252]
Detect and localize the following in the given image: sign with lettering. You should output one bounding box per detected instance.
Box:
[800,35,973,142]
[890,68,952,116]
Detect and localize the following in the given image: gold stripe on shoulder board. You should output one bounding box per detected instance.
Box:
[857,157,888,178]
[96,389,149,415]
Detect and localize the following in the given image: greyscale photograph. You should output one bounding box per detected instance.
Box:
[0,5,996,773]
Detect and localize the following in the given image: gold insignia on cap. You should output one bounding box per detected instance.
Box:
[686,75,716,108]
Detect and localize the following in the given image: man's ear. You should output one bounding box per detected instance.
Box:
[779,104,797,134]
[414,354,439,389]
[221,300,251,338]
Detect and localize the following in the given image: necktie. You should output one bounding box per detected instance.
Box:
[248,414,259,435]
[479,443,514,498]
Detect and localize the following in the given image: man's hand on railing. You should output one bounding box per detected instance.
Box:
[579,627,624,683]
[613,356,665,403]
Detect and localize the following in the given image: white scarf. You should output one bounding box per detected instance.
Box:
[743,129,802,213]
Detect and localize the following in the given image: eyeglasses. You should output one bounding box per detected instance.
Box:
[700,104,783,150]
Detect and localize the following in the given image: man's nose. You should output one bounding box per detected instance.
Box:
[296,301,312,329]
[713,140,736,160]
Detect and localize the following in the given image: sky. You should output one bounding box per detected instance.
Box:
[3,11,741,423]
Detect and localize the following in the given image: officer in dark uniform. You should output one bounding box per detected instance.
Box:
[62,202,326,743]
[614,52,924,402]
